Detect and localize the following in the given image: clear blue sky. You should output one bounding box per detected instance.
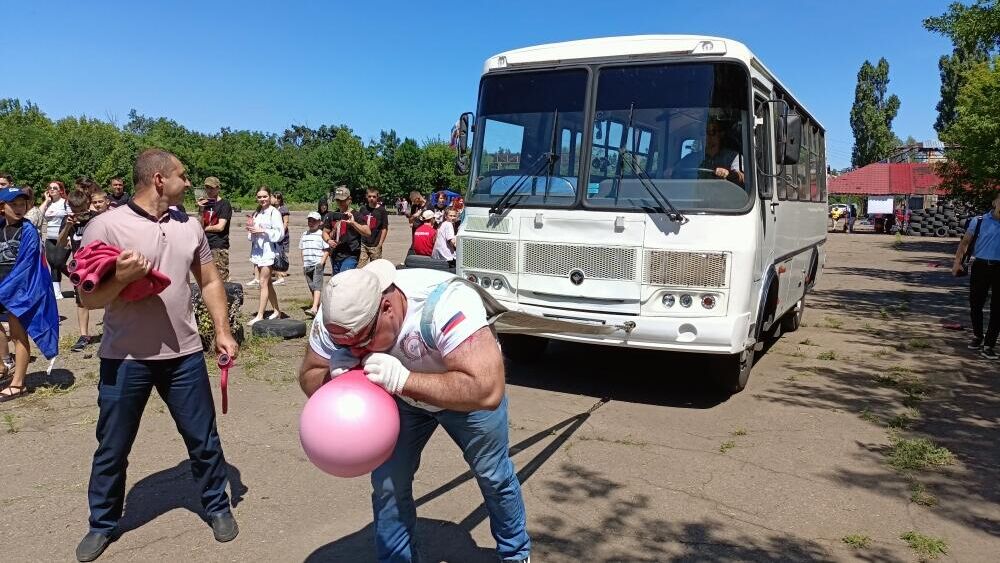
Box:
[3,0,953,170]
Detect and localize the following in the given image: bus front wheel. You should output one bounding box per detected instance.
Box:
[498,334,549,363]
[713,347,754,395]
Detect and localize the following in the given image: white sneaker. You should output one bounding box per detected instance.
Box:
[273,277,286,285]
[268,311,282,320]
[246,279,260,287]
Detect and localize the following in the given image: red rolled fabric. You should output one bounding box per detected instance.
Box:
[71,241,172,302]
[80,256,119,293]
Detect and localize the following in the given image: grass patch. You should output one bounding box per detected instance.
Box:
[239,334,283,373]
[900,531,947,560]
[872,348,893,359]
[29,383,78,399]
[824,317,843,329]
[879,308,890,320]
[887,413,914,430]
[3,413,20,434]
[908,338,930,349]
[731,428,747,437]
[719,440,736,454]
[817,350,837,361]
[859,408,879,424]
[909,481,938,507]
[288,297,315,311]
[887,436,954,472]
[842,534,872,549]
[860,322,883,337]
[576,435,648,448]
[799,338,815,346]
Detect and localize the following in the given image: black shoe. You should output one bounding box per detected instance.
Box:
[982,346,999,360]
[968,336,984,350]
[210,512,239,542]
[76,532,111,562]
[70,336,92,353]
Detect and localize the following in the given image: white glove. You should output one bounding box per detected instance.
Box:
[363,353,410,395]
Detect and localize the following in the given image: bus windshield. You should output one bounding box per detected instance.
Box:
[469,69,588,208]
[586,62,752,212]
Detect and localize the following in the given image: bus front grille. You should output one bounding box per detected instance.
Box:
[522,243,637,280]
[462,238,515,272]
[643,250,728,288]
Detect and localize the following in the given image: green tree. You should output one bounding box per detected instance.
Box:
[925,1,1000,54]
[937,60,1000,209]
[850,58,902,167]
[932,47,988,133]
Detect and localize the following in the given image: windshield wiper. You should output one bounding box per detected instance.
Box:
[490,110,560,216]
[613,103,686,223]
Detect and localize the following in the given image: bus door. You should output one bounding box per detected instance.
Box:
[753,95,777,282]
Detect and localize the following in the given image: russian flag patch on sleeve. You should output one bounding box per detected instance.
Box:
[442,312,466,335]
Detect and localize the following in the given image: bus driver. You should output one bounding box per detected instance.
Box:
[673,119,745,187]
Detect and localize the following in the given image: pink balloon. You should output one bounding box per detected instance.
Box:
[299,370,400,477]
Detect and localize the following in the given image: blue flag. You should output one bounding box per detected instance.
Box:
[0,220,59,359]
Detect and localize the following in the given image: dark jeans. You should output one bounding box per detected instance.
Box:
[87,352,231,534]
[971,260,1000,346]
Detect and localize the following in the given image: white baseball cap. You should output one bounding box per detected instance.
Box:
[420,209,435,221]
[307,211,322,221]
[321,259,397,337]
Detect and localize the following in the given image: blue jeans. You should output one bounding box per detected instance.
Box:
[331,254,358,275]
[371,396,530,562]
[87,352,231,534]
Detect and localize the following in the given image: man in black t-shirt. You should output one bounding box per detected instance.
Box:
[323,186,371,274]
[358,187,389,267]
[196,177,233,281]
[106,178,130,208]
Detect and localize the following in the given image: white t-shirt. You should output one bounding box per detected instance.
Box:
[309,269,489,412]
[431,220,457,261]
[248,206,284,267]
[44,199,70,240]
[299,229,326,267]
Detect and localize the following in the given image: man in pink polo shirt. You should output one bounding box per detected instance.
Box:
[75,149,239,562]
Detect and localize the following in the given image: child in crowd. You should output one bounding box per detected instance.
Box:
[57,190,107,352]
[299,211,328,317]
[0,188,41,401]
[431,206,459,268]
[411,209,437,256]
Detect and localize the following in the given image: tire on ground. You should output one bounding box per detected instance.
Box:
[251,318,307,339]
[934,226,949,238]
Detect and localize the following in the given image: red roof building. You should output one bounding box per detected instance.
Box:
[828,163,946,196]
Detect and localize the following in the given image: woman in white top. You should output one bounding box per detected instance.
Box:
[39,180,70,298]
[247,187,286,325]
[431,206,459,268]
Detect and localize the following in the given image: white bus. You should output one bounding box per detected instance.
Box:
[451,35,828,393]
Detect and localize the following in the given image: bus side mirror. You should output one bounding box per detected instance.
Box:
[454,112,473,175]
[781,112,802,165]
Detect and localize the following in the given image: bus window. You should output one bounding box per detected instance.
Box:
[481,119,524,173]
[754,97,772,197]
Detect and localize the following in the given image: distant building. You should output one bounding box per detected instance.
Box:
[884,140,947,164]
[829,162,947,211]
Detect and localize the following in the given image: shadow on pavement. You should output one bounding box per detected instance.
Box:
[117,461,248,535]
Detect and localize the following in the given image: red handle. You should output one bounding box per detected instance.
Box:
[218,354,233,414]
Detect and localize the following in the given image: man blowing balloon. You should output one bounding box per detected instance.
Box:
[298,259,531,563]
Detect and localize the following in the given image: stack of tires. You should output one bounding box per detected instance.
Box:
[906,203,972,237]
[191,282,246,352]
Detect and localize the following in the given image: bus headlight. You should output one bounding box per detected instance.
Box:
[679,294,693,308]
[466,274,478,284]
[492,278,504,290]
[481,277,492,289]
[661,294,675,308]
[701,294,717,309]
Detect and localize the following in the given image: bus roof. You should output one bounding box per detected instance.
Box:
[483,35,822,130]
